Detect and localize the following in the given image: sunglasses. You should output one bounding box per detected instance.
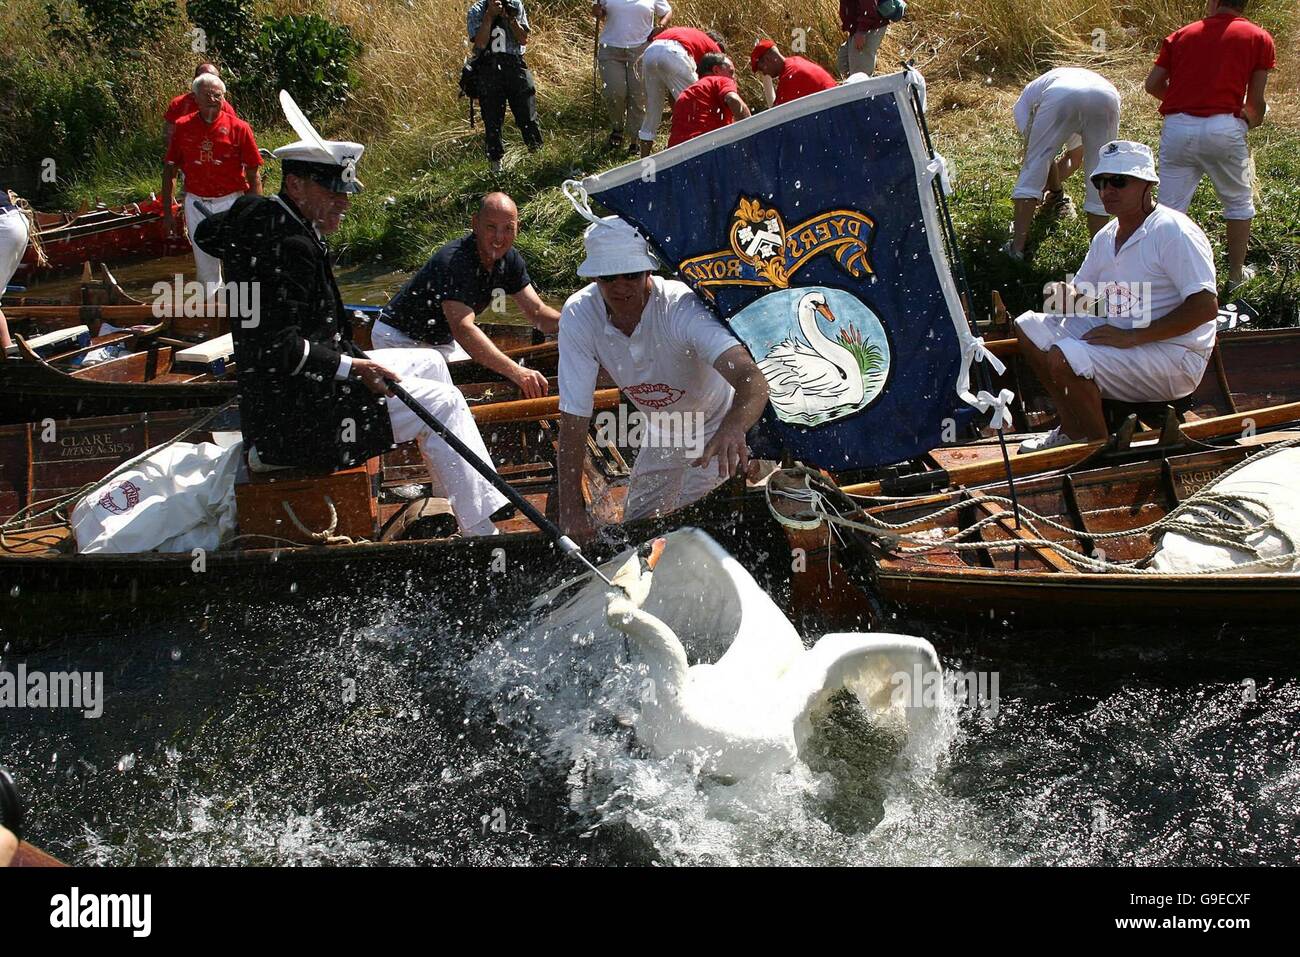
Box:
[1092,174,1134,190]
[596,271,649,283]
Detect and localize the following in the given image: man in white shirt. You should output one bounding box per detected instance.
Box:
[1014,140,1219,450]
[1005,67,1121,260]
[556,215,768,540]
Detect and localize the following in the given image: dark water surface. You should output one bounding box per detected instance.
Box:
[3,585,1296,867]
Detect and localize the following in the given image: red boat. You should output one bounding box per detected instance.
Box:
[15,196,190,279]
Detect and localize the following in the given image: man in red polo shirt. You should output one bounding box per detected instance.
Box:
[162,72,262,297]
[638,26,726,156]
[1144,0,1275,290]
[163,63,236,151]
[667,53,751,148]
[750,39,836,107]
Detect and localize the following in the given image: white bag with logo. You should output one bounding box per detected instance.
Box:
[71,439,243,554]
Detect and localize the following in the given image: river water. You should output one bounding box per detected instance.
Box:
[3,576,1297,867]
[6,264,1298,867]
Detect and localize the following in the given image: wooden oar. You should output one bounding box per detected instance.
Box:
[840,400,1300,496]
[469,387,620,425]
[7,837,65,867]
[1,304,165,323]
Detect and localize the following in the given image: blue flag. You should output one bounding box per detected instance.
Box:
[579,71,998,470]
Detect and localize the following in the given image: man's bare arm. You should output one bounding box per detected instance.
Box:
[557,411,596,539]
[1082,291,1218,348]
[1244,69,1269,128]
[443,299,548,397]
[512,284,561,334]
[1144,65,1169,101]
[725,92,751,122]
[691,344,769,478]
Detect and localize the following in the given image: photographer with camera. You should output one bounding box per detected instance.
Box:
[469,0,544,173]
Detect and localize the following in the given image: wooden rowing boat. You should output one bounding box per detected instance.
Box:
[770,408,1300,631]
[0,392,782,649]
[11,198,190,280]
[1,266,558,424]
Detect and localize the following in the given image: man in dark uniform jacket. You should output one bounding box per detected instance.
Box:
[194,120,508,535]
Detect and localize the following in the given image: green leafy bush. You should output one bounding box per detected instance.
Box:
[44,0,179,57]
[248,14,360,120]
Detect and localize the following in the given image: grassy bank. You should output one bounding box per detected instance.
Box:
[2,0,1297,321]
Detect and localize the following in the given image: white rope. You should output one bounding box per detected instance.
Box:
[280,495,362,546]
[767,438,1300,575]
[561,180,605,227]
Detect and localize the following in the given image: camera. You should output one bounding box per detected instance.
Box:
[0,766,22,840]
[499,0,522,17]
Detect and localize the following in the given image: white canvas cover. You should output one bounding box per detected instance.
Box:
[72,439,243,554]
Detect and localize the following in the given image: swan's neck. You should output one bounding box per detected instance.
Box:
[799,303,857,372]
[607,597,689,692]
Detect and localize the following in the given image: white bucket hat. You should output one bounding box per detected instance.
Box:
[1093,140,1159,183]
[576,215,658,278]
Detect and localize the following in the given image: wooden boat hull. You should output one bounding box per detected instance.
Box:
[0,309,551,426]
[14,198,190,279]
[0,402,785,649]
[778,438,1300,631]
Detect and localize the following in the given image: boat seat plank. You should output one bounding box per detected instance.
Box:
[68,347,175,382]
[967,494,1076,574]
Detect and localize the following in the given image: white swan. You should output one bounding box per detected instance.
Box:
[532,529,942,780]
[757,290,866,426]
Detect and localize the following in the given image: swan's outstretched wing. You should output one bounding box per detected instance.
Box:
[776,633,942,750]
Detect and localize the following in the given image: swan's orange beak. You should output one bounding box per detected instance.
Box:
[815,302,836,323]
[646,537,666,570]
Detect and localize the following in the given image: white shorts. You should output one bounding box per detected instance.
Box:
[370,318,471,363]
[1014,87,1120,216]
[1015,311,1209,403]
[1158,113,1255,220]
[0,206,30,289]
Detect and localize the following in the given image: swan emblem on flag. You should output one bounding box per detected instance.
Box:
[740,287,890,427]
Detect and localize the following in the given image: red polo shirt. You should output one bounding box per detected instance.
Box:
[668,75,738,147]
[1155,12,1275,118]
[164,112,262,198]
[655,27,721,66]
[164,92,236,124]
[775,56,837,106]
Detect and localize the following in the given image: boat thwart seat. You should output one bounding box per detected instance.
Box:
[6,325,91,358]
[235,451,382,546]
[173,333,234,376]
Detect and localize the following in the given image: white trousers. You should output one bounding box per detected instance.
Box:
[184,191,243,297]
[621,417,728,524]
[1158,113,1255,220]
[0,207,30,290]
[370,318,471,363]
[1015,312,1209,403]
[1014,87,1120,216]
[368,347,509,535]
[638,40,697,143]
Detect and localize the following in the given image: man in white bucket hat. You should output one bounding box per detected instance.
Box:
[555,215,768,540]
[1013,140,1219,451]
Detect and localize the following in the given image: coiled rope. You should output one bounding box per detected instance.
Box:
[766,437,1300,575]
